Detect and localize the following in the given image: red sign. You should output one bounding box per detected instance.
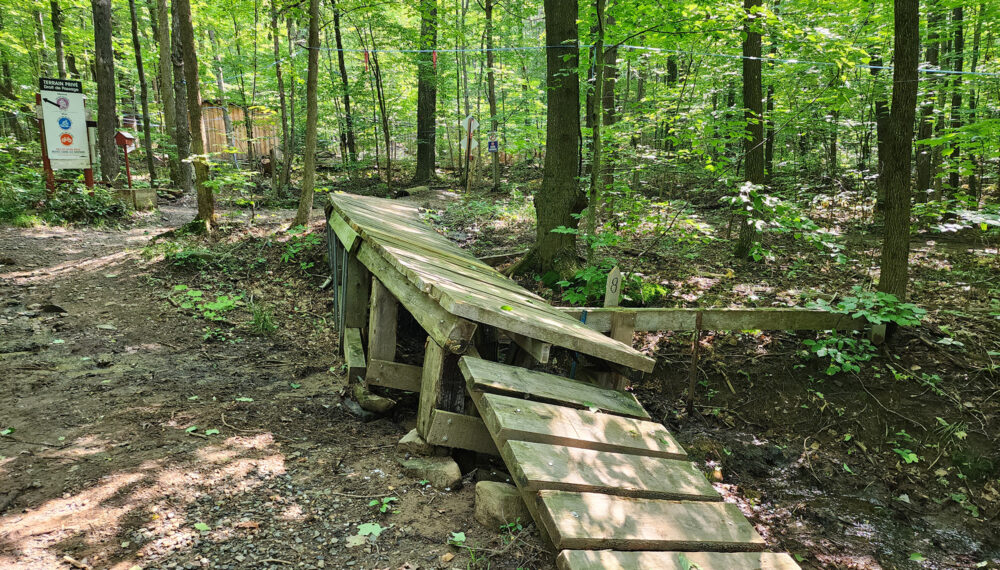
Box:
[60,133,73,146]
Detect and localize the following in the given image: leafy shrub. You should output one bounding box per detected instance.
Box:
[808,286,926,326]
[801,333,877,375]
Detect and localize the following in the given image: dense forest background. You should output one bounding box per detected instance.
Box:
[1,0,1000,567]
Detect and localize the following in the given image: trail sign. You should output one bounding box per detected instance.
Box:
[487,131,498,142]
[460,115,479,132]
[459,137,479,152]
[39,78,89,168]
[604,266,622,308]
[488,140,499,153]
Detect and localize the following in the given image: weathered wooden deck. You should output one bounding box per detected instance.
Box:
[325,193,799,569]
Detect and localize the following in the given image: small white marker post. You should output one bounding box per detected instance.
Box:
[604,266,622,308]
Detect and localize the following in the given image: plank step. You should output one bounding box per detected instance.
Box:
[556,550,801,570]
[460,356,650,420]
[477,393,685,460]
[537,491,766,552]
[503,440,719,501]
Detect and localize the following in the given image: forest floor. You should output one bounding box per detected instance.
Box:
[1,178,998,570]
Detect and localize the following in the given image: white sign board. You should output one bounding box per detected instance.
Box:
[459,137,479,152]
[460,115,479,132]
[40,78,90,169]
[604,266,622,308]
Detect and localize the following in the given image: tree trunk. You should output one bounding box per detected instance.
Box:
[51,2,66,79]
[915,4,940,202]
[175,0,214,228]
[292,0,319,227]
[966,4,982,201]
[271,0,291,189]
[287,17,296,170]
[515,0,584,278]
[208,28,238,166]
[171,3,193,193]
[734,0,765,259]
[871,54,891,212]
[414,0,438,183]
[92,0,120,184]
[585,0,607,256]
[878,0,919,300]
[948,6,963,193]
[154,0,179,185]
[129,0,157,180]
[368,25,392,191]
[486,0,500,191]
[332,3,356,165]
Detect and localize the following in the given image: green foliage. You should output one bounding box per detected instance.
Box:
[801,333,876,375]
[447,531,466,546]
[171,284,243,321]
[282,225,322,271]
[249,301,278,335]
[368,496,399,514]
[555,259,667,307]
[0,157,130,227]
[808,286,926,326]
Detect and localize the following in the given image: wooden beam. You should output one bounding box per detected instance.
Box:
[609,311,636,345]
[556,551,801,570]
[343,327,366,382]
[328,212,360,252]
[507,332,551,364]
[424,410,498,455]
[417,339,465,438]
[367,359,421,392]
[559,307,866,333]
[367,278,398,362]
[357,242,476,353]
[343,253,371,331]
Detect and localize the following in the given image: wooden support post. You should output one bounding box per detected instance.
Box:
[342,253,371,338]
[425,410,498,455]
[367,359,422,391]
[343,327,366,383]
[685,312,703,414]
[367,278,398,364]
[609,311,636,346]
[417,338,466,438]
[509,332,551,364]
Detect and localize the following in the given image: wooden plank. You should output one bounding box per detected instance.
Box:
[327,212,360,252]
[460,357,650,420]
[556,551,801,570]
[558,307,866,333]
[537,491,766,552]
[343,328,366,382]
[417,339,465,437]
[424,409,499,455]
[367,278,398,361]
[502,440,719,501]
[609,311,636,345]
[508,332,551,364]
[366,359,421,392]
[477,393,684,459]
[343,253,371,330]
[357,242,476,353]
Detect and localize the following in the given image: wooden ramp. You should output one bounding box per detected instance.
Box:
[459,356,799,570]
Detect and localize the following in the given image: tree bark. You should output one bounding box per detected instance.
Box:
[414,0,437,183]
[515,0,584,278]
[915,4,940,202]
[129,0,157,180]
[171,2,193,194]
[92,0,120,184]
[291,0,319,227]
[271,0,291,189]
[175,0,214,227]
[332,3,356,165]
[51,2,66,79]
[871,53,890,212]
[878,0,919,300]
[585,0,607,255]
[734,0,765,259]
[154,0,179,185]
[948,6,963,193]
[208,28,238,166]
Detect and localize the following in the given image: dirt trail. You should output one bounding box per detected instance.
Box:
[0,206,544,569]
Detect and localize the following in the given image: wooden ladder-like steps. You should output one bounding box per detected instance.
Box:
[459,356,799,570]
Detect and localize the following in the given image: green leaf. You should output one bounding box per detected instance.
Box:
[909,553,926,562]
[358,522,384,537]
[448,531,466,546]
[500,305,514,311]
[185,426,198,433]
[204,429,220,436]
[188,395,199,400]
[235,397,254,402]
[194,522,211,532]
[0,427,14,436]
[290,383,301,389]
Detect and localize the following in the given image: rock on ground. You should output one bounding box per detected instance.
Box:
[397,428,440,456]
[398,456,462,489]
[474,481,530,530]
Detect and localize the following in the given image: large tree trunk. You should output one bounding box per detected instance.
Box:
[515,0,584,278]
[585,0,607,253]
[92,0,120,184]
[208,28,238,166]
[413,0,437,183]
[271,0,291,190]
[878,0,919,300]
[871,54,890,213]
[51,1,67,78]
[485,0,499,191]
[915,4,941,202]
[948,6,964,193]
[154,0,179,185]
[175,0,214,228]
[129,0,157,180]
[734,0,765,259]
[171,3,193,193]
[332,3,356,165]
[291,0,319,227]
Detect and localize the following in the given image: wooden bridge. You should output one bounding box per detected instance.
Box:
[326,193,799,569]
